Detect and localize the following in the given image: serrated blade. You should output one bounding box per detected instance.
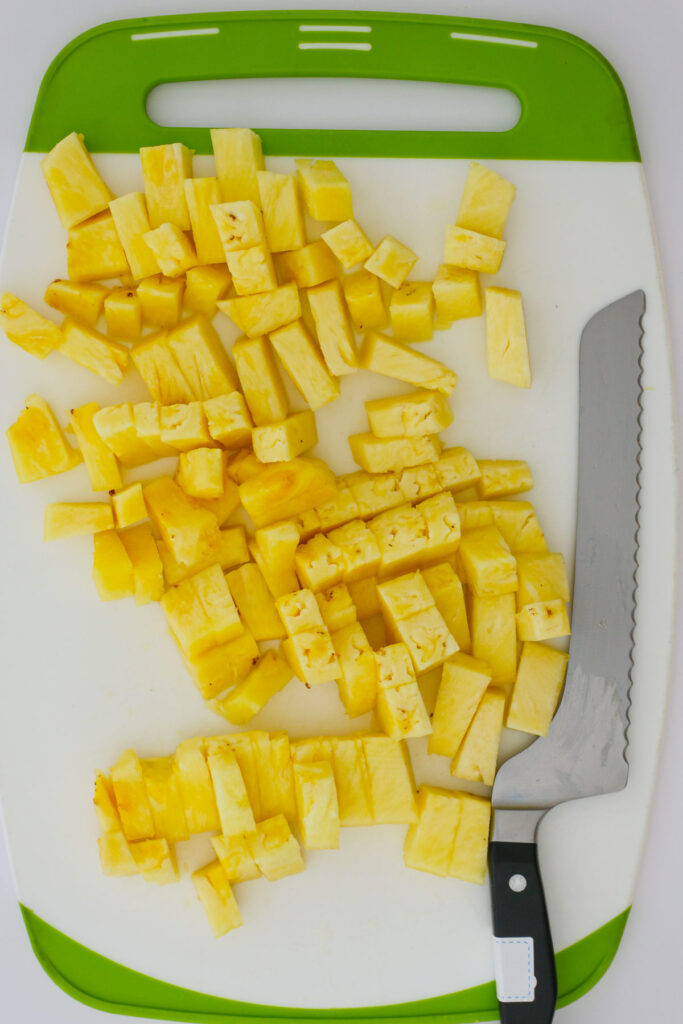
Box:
[493,290,644,811]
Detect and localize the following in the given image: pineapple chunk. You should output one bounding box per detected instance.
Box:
[92,530,134,601]
[404,786,462,877]
[93,773,122,833]
[276,586,323,638]
[226,563,285,640]
[119,522,164,604]
[491,501,548,554]
[516,600,571,641]
[485,287,531,388]
[184,630,259,700]
[327,519,382,582]
[41,132,113,228]
[477,459,533,498]
[98,832,138,877]
[177,448,225,499]
[183,178,226,265]
[418,491,461,563]
[131,330,194,404]
[282,627,341,685]
[459,525,517,596]
[248,814,305,880]
[110,748,154,841]
[144,476,220,566]
[93,403,157,466]
[362,736,417,824]
[137,275,184,327]
[507,642,569,736]
[359,331,457,394]
[0,292,62,359]
[67,211,129,282]
[104,287,142,340]
[344,470,404,518]
[343,270,387,331]
[456,162,516,240]
[432,265,481,328]
[160,402,213,451]
[307,279,358,376]
[293,761,340,849]
[449,792,492,884]
[316,583,357,632]
[451,686,505,785]
[227,245,277,295]
[330,737,373,826]
[375,644,431,739]
[257,171,306,252]
[44,280,107,328]
[364,236,417,288]
[331,621,377,717]
[211,200,266,253]
[44,502,113,541]
[295,533,345,592]
[206,739,256,838]
[211,834,261,882]
[255,521,300,575]
[192,562,243,645]
[516,552,569,609]
[274,241,338,289]
[429,653,491,757]
[397,464,441,503]
[174,737,220,833]
[70,402,122,491]
[230,338,289,428]
[203,392,252,449]
[158,526,247,585]
[270,320,340,410]
[130,837,178,884]
[192,860,243,937]
[211,128,264,205]
[58,318,128,384]
[140,756,189,842]
[219,283,300,340]
[6,395,81,483]
[349,433,441,474]
[397,605,458,673]
[168,314,238,398]
[444,226,505,274]
[390,282,434,342]
[253,410,317,464]
[112,482,147,527]
[213,650,291,724]
[109,193,160,281]
[249,544,298,598]
[143,223,196,277]
[239,457,336,528]
[365,390,452,439]
[140,143,193,229]
[470,593,517,686]
[295,158,352,221]
[322,219,372,269]
[316,484,360,531]
[369,503,429,575]
[184,265,231,317]
[377,572,435,624]
[422,563,471,652]
[435,447,482,493]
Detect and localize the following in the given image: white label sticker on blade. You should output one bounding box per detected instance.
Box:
[493,936,536,1002]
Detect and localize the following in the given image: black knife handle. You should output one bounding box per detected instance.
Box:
[489,841,557,1024]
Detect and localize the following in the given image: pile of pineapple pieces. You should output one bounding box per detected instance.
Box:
[1,127,568,937]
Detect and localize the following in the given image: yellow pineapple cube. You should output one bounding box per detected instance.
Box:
[397,464,441,502]
[143,223,196,277]
[459,525,517,596]
[349,433,441,474]
[362,736,417,824]
[227,245,277,295]
[257,170,306,252]
[249,543,298,599]
[399,605,458,673]
[456,162,516,240]
[130,837,178,884]
[435,447,482,493]
[184,265,231,317]
[457,501,494,531]
[120,522,164,604]
[295,158,352,221]
[229,338,288,427]
[110,748,155,841]
[291,737,333,764]
[177,448,225,499]
[144,475,220,566]
[364,235,417,288]
[184,629,259,699]
[307,278,358,375]
[202,392,252,450]
[205,739,256,838]
[255,521,300,575]
[112,482,147,527]
[477,459,533,498]
[211,128,264,205]
[219,282,300,340]
[183,177,226,264]
[369,503,428,575]
[429,653,491,757]
[69,402,122,491]
[377,571,434,624]
[248,814,305,880]
[192,860,243,937]
[239,456,336,527]
[174,737,220,833]
[192,562,243,645]
[485,287,531,388]
[137,275,184,327]
[343,270,387,331]
[160,401,213,451]
[516,600,571,641]
[140,143,193,229]
[211,199,266,253]
[322,219,372,269]
[226,563,285,640]
[365,390,451,439]
[404,786,462,877]
[93,773,122,833]
[41,132,113,228]
[255,733,295,822]
[293,761,340,849]
[432,265,482,328]
[343,470,403,518]
[140,756,189,842]
[92,529,134,601]
[282,627,341,685]
[444,226,505,274]
[58,317,128,384]
[359,330,457,394]
[98,832,138,877]
[211,834,261,882]
[331,621,377,717]
[470,592,517,686]
[330,737,373,826]
[6,395,81,483]
[0,292,62,360]
[315,485,359,533]
[274,241,338,289]
[44,279,107,328]
[507,642,569,736]
[491,501,548,554]
[516,552,569,609]
[451,686,505,785]
[376,645,431,739]
[225,732,263,823]
[131,330,194,404]
[67,211,129,282]
[390,282,434,342]
[290,507,321,541]
[418,491,461,563]
[212,649,291,725]
[159,525,247,585]
[316,583,357,632]
[93,402,158,466]
[422,563,471,652]
[449,792,491,884]
[253,410,318,463]
[104,286,142,340]
[295,533,345,592]
[44,502,113,541]
[270,319,340,410]
[109,193,160,280]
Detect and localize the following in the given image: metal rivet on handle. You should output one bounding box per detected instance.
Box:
[508,874,527,892]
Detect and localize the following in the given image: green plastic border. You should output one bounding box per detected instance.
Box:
[25,10,640,161]
[21,904,629,1023]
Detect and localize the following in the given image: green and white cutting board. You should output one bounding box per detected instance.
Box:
[0,11,677,1023]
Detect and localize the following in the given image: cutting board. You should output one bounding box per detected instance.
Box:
[0,11,676,1022]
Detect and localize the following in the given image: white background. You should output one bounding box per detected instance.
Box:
[0,1,680,1022]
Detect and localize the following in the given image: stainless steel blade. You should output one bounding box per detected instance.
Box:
[493,290,644,814]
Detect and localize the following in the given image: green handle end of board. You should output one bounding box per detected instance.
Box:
[25,10,639,161]
[20,903,629,1022]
